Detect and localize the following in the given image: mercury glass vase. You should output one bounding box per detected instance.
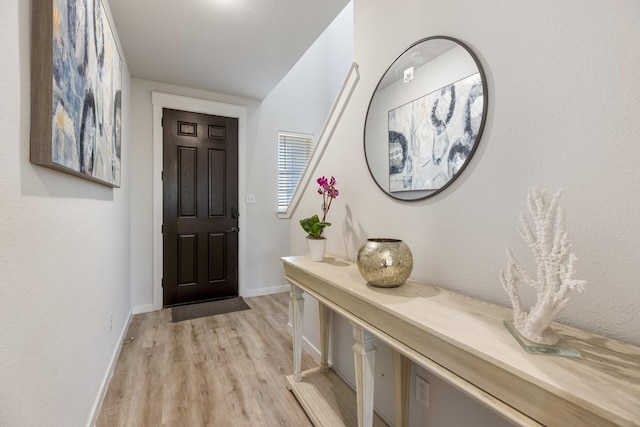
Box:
[357,238,413,287]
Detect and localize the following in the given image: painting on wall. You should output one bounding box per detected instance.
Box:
[31,0,122,187]
[388,73,482,193]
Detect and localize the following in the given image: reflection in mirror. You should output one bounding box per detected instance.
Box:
[364,36,487,200]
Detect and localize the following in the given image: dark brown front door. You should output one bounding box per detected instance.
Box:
[162,108,239,306]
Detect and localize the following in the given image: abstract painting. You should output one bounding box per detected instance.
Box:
[388,73,483,193]
[31,0,122,187]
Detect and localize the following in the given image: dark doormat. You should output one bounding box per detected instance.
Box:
[171,297,251,323]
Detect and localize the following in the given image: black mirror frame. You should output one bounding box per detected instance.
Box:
[363,35,488,201]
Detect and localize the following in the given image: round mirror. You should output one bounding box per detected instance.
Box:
[364,36,487,200]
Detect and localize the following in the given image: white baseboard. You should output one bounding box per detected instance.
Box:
[132,303,154,314]
[286,322,322,364]
[244,284,289,297]
[86,309,133,427]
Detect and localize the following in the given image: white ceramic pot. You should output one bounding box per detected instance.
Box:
[307,237,327,262]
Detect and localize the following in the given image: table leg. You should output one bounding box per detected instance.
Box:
[319,302,331,373]
[392,350,410,427]
[290,284,305,381]
[352,323,376,427]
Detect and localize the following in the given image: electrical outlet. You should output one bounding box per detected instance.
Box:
[416,375,430,408]
[108,313,113,334]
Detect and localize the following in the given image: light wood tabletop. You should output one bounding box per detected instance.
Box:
[282,255,640,427]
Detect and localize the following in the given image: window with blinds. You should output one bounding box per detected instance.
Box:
[278,131,314,212]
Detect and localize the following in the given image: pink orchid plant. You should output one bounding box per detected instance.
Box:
[300,176,339,239]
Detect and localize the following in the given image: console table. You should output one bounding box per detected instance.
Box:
[282,255,640,427]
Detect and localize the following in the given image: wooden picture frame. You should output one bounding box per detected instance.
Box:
[31,0,122,187]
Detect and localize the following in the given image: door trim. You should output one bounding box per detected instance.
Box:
[152,92,247,311]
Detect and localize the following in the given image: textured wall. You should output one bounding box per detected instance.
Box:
[244,2,353,295]
[291,0,640,425]
[0,0,133,425]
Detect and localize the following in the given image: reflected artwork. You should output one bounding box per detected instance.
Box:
[388,73,482,192]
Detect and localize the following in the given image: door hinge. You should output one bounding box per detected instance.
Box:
[161,171,163,181]
[161,224,164,234]
[162,278,164,288]
[161,117,163,127]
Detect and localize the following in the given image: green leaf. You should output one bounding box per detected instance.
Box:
[300,215,331,239]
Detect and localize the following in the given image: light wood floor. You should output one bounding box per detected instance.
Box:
[97,293,316,427]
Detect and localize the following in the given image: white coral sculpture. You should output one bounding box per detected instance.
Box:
[500,188,586,345]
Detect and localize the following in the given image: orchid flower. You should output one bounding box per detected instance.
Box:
[300,176,339,239]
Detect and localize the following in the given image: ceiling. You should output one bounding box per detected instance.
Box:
[108,0,350,100]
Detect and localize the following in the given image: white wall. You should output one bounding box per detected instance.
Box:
[245,2,354,296]
[291,0,640,425]
[129,2,353,309]
[0,1,133,426]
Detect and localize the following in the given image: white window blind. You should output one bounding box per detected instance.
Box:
[278,131,314,212]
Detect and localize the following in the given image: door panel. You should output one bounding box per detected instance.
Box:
[177,234,196,283]
[163,108,239,306]
[208,149,226,216]
[178,147,197,217]
[208,233,226,281]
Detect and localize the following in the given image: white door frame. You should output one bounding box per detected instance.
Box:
[151,92,247,310]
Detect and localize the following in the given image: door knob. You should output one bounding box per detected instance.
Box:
[225,226,239,233]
